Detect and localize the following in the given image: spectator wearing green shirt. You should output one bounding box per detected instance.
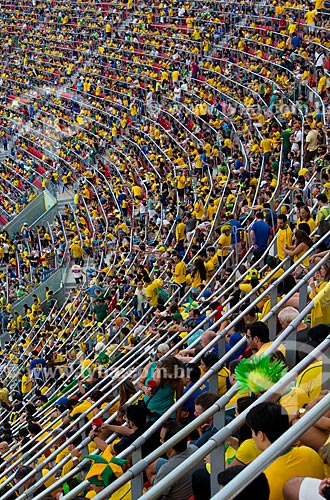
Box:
[93,298,108,323]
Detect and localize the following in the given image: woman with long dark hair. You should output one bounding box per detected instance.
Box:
[296,205,316,234]
[137,355,184,422]
[283,229,313,268]
[309,261,330,298]
[190,257,207,290]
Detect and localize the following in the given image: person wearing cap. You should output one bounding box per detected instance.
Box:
[170,312,184,333]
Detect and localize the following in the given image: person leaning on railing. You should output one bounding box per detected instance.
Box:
[246,401,324,500]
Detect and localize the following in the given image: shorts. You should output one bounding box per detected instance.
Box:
[299,478,323,500]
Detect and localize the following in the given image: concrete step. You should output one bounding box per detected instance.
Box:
[57,197,75,214]
[0,152,8,161]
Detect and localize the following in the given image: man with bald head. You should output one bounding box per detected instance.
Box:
[0,441,9,456]
[177,330,218,362]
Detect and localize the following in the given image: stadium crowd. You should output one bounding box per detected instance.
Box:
[0,0,329,499]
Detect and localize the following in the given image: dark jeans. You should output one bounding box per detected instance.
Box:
[252,249,268,266]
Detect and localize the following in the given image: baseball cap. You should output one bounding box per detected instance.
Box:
[55,396,69,406]
[201,290,212,300]
[173,313,183,321]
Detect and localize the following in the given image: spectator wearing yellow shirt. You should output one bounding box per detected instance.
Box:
[190,258,207,290]
[207,199,217,221]
[283,229,313,269]
[132,184,142,199]
[172,253,187,298]
[70,241,84,265]
[222,137,232,156]
[245,322,286,357]
[316,193,330,224]
[175,217,186,252]
[277,214,293,261]
[216,225,232,261]
[260,133,273,166]
[296,205,316,234]
[62,398,94,425]
[315,0,324,9]
[193,197,205,220]
[21,369,33,394]
[305,8,317,26]
[175,171,186,200]
[317,70,327,99]
[172,69,180,85]
[246,402,323,500]
[224,188,236,210]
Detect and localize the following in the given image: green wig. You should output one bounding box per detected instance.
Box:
[235,355,288,395]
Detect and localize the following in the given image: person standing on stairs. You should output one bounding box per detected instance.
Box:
[71,263,86,285]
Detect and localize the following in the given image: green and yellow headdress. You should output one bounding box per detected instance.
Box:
[235,355,288,395]
[183,297,199,312]
[85,447,127,487]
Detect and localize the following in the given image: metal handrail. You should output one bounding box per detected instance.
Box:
[84,303,330,500]
[214,395,330,499]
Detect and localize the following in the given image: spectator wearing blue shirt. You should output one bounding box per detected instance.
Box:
[239,167,250,189]
[29,350,47,380]
[226,217,243,245]
[181,364,209,423]
[225,317,247,366]
[84,284,104,299]
[291,33,302,49]
[250,211,271,264]
[233,154,243,171]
